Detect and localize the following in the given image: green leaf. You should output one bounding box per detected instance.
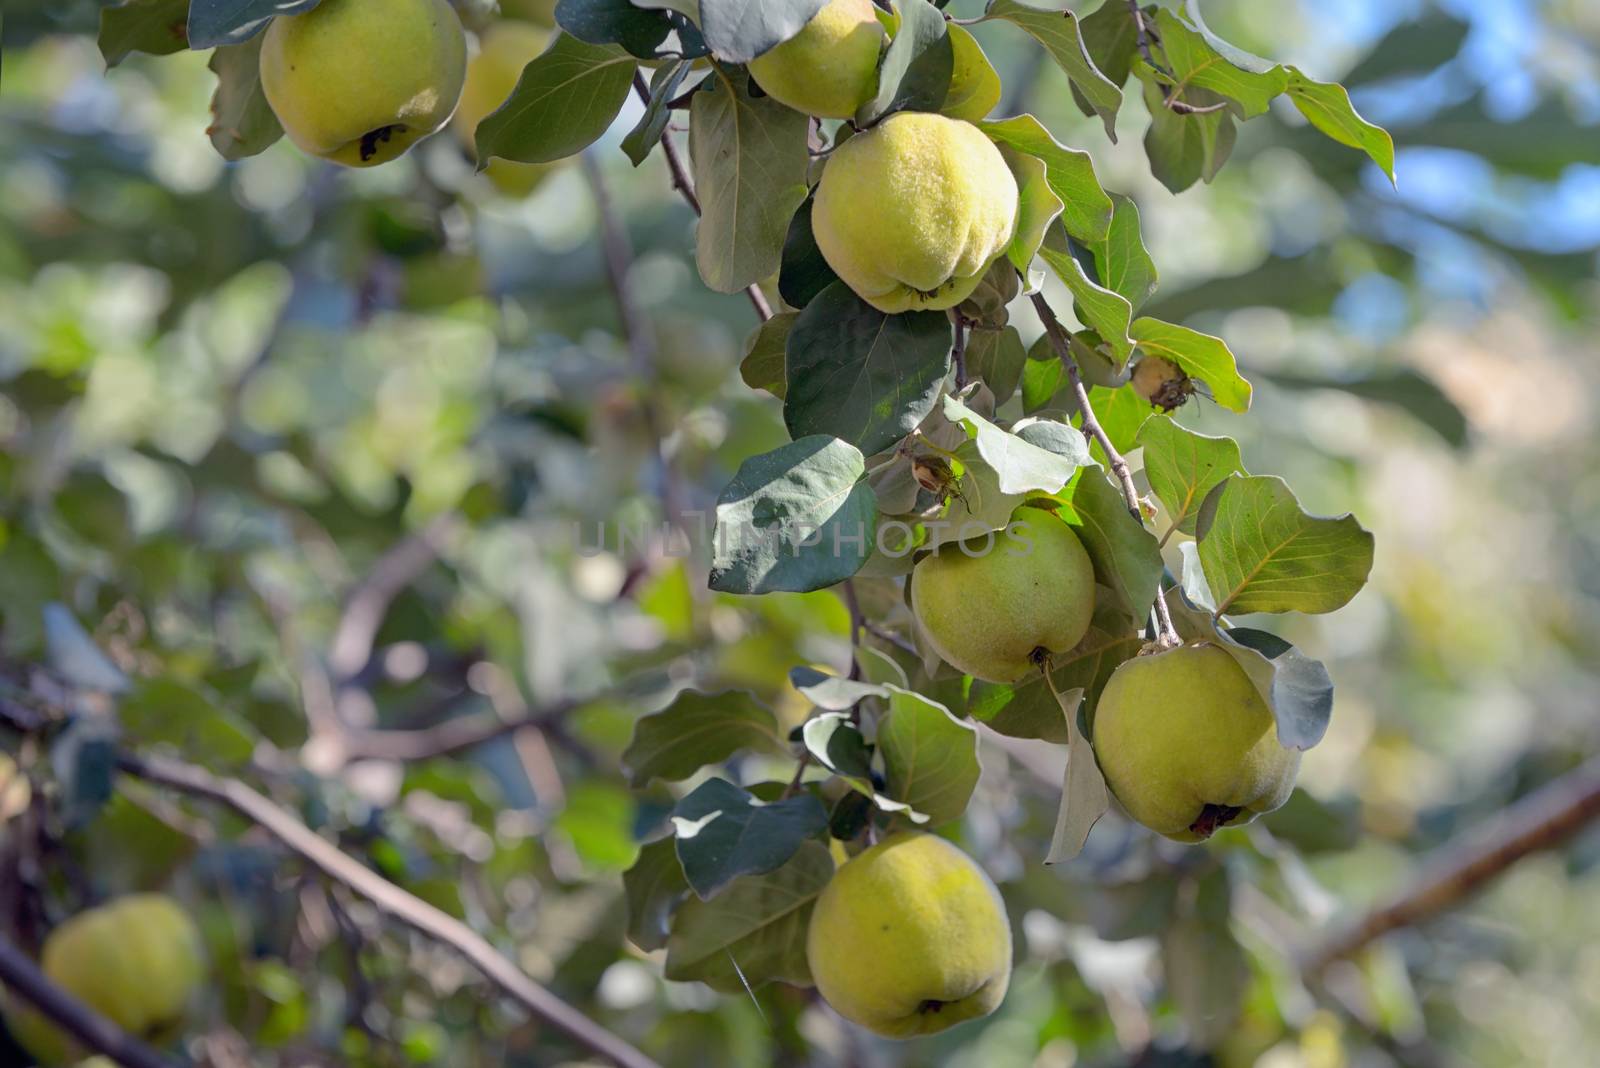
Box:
[1075,0,1140,92]
[1091,194,1158,311]
[965,326,1028,407]
[1227,627,1335,750]
[708,435,878,594]
[623,838,689,952]
[120,678,256,766]
[877,686,980,827]
[942,395,1081,497]
[1130,317,1252,412]
[856,0,952,126]
[1140,75,1236,193]
[1135,416,1245,536]
[1196,475,1375,616]
[207,36,282,162]
[1284,68,1397,184]
[51,719,119,828]
[784,283,952,456]
[1044,672,1109,863]
[697,0,829,64]
[800,713,874,786]
[1066,470,1162,630]
[98,0,190,67]
[476,34,637,165]
[1150,8,1287,117]
[788,667,887,711]
[671,778,827,899]
[1038,225,1135,369]
[998,146,1063,278]
[664,840,832,991]
[980,115,1114,245]
[1086,383,1153,457]
[187,0,321,49]
[622,58,696,166]
[983,0,1123,140]
[1021,335,1067,414]
[560,0,708,59]
[620,690,786,786]
[739,310,795,399]
[689,67,811,294]
[778,199,840,311]
[44,605,129,695]
[942,23,1002,122]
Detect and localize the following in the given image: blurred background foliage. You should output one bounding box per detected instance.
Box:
[1,0,1598,1066]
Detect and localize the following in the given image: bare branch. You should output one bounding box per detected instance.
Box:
[1303,757,1600,973]
[0,934,179,1068]
[1028,292,1180,647]
[116,753,661,1068]
[632,74,774,323]
[336,696,588,764]
[328,513,460,681]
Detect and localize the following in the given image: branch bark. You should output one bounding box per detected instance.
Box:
[0,934,179,1068]
[1028,291,1180,647]
[1302,756,1600,974]
[116,753,661,1068]
[327,513,460,681]
[632,74,773,323]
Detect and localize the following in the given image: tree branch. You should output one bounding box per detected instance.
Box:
[633,74,773,323]
[1028,291,1180,647]
[0,934,179,1068]
[1302,756,1600,974]
[327,513,460,682]
[116,753,661,1068]
[335,696,588,764]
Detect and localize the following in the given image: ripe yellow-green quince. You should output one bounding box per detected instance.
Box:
[813,111,1019,313]
[5,894,204,1064]
[911,507,1096,683]
[1094,642,1300,842]
[260,0,468,168]
[453,20,553,196]
[807,832,1011,1038]
[747,0,886,120]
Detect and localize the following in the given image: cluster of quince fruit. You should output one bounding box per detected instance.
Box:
[3,894,204,1065]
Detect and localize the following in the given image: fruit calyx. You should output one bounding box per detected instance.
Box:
[1188,803,1244,839]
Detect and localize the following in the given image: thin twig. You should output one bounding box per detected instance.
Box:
[117,752,661,1068]
[0,934,178,1068]
[336,697,589,764]
[1127,1,1230,117]
[632,74,773,323]
[328,513,460,681]
[1029,292,1180,647]
[1302,756,1600,974]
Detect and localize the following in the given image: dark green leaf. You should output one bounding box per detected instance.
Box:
[476,34,637,166]
[708,435,878,594]
[207,35,282,161]
[878,686,979,826]
[664,839,831,991]
[696,0,829,64]
[856,0,952,125]
[188,0,321,49]
[98,0,190,67]
[779,198,839,310]
[621,690,787,786]
[671,778,827,899]
[784,283,951,456]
